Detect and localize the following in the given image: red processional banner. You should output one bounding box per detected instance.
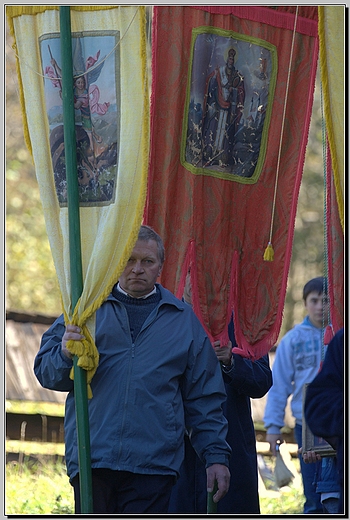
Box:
[144,6,319,359]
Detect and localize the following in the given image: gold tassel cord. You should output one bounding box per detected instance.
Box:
[264,6,299,262]
[263,242,274,262]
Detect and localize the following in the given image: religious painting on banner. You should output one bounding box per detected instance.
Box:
[41,32,120,206]
[182,27,276,182]
[145,6,319,360]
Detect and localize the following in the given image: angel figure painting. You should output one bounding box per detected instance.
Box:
[40,31,120,206]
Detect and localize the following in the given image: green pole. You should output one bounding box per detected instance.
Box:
[207,481,218,514]
[59,6,93,514]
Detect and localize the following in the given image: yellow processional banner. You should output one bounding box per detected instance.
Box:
[318,6,344,231]
[318,6,344,333]
[7,6,149,394]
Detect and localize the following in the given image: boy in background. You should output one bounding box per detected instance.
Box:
[264,276,329,514]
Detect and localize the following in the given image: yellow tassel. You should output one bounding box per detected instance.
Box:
[67,339,84,357]
[66,333,99,398]
[264,242,274,262]
[77,355,91,371]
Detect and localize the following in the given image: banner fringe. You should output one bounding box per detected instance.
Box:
[318,6,344,232]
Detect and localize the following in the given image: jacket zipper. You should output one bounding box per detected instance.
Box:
[116,301,173,462]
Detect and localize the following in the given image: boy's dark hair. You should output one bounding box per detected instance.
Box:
[303,277,328,301]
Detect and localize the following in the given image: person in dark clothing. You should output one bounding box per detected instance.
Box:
[304,327,344,514]
[168,273,272,513]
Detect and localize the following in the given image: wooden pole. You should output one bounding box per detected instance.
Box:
[59,6,93,514]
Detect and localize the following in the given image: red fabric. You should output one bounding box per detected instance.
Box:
[326,142,344,333]
[191,6,318,34]
[144,6,319,359]
[323,325,334,346]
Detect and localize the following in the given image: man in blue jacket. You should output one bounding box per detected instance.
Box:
[34,225,231,514]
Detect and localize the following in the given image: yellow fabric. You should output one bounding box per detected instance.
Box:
[6,6,149,395]
[318,6,344,232]
[7,6,117,17]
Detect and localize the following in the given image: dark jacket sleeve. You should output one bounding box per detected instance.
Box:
[225,314,272,398]
[33,315,74,392]
[304,328,344,444]
[223,354,272,398]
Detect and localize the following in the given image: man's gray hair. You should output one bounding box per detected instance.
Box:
[138,225,165,265]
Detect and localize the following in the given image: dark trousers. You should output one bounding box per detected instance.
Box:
[70,469,175,514]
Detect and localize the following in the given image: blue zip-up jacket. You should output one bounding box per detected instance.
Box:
[264,316,324,433]
[34,284,231,480]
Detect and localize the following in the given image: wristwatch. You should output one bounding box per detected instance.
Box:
[221,356,234,371]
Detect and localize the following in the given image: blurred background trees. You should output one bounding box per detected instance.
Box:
[283,81,326,335]
[5,22,325,339]
[6,25,61,316]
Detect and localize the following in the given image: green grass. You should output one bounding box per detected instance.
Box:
[260,488,305,515]
[259,455,305,514]
[5,458,74,515]
[260,483,305,514]
[6,456,304,515]
[6,399,65,417]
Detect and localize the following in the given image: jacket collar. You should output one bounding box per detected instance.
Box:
[106,283,185,311]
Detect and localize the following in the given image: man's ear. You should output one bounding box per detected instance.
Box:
[158,265,163,276]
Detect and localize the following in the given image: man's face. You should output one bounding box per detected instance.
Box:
[305,290,329,328]
[119,239,162,298]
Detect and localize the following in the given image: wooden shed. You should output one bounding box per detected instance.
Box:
[6,311,66,444]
